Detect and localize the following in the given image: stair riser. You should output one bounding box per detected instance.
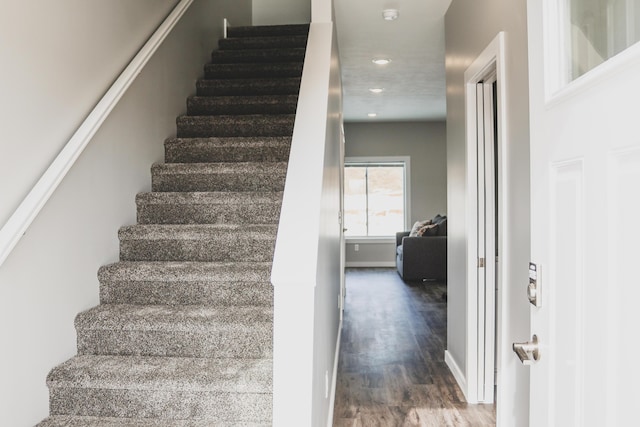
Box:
[119,238,275,262]
[204,63,303,79]
[151,171,286,193]
[164,141,291,163]
[77,329,272,358]
[211,49,305,64]
[197,79,301,96]
[100,281,273,306]
[49,388,271,421]
[227,24,309,38]
[186,99,297,116]
[137,203,281,225]
[219,36,307,50]
[176,116,294,138]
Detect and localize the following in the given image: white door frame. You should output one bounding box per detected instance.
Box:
[462,32,507,404]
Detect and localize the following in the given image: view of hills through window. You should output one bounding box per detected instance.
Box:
[344,162,405,237]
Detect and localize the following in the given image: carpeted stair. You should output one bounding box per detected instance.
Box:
[37,23,309,426]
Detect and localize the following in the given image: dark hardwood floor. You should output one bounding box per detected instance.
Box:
[333,268,495,427]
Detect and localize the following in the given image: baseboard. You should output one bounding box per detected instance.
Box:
[327,318,342,427]
[445,350,470,401]
[345,261,395,268]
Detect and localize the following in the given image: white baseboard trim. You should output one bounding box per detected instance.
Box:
[445,350,470,401]
[327,318,342,427]
[345,261,395,268]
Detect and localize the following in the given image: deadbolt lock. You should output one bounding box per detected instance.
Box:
[512,335,540,365]
[528,262,541,307]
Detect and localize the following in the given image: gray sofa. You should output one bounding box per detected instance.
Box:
[396,215,447,281]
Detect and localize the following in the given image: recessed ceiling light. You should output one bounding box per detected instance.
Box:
[382,9,399,21]
[367,113,378,117]
[369,88,384,94]
[372,58,391,65]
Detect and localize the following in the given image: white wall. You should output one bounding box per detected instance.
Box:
[343,121,447,266]
[271,17,342,426]
[0,1,251,425]
[445,0,530,425]
[253,0,311,25]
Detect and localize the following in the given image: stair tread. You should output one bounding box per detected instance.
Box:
[38,415,270,427]
[211,48,305,64]
[75,304,272,331]
[163,137,292,164]
[177,113,295,121]
[219,35,307,50]
[118,223,278,239]
[196,77,301,96]
[227,24,309,38]
[99,261,271,283]
[165,135,291,146]
[187,94,298,104]
[152,161,288,173]
[204,62,303,79]
[186,95,298,116]
[136,191,283,205]
[47,355,272,392]
[176,115,295,138]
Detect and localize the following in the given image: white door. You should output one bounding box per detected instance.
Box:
[476,77,498,404]
[526,1,640,426]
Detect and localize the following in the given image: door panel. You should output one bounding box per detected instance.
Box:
[607,148,640,426]
[527,0,640,426]
[476,79,497,404]
[549,161,584,426]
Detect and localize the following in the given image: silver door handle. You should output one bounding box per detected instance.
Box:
[512,335,540,365]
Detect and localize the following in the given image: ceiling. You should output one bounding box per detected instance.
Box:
[334,0,452,122]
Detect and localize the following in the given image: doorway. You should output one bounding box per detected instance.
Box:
[457,33,507,405]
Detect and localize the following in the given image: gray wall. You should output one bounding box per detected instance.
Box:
[253,0,311,25]
[445,0,530,424]
[344,121,447,266]
[0,1,252,424]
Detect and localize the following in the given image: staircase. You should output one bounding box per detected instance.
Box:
[37,23,309,426]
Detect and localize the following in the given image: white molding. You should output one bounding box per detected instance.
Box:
[462,31,506,405]
[0,0,195,268]
[326,318,343,427]
[445,350,471,402]
[345,261,395,268]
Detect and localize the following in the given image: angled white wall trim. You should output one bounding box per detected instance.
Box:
[326,318,343,427]
[0,0,195,267]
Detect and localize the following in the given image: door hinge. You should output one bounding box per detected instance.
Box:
[478,257,485,268]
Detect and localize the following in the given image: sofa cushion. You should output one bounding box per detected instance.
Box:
[437,218,447,236]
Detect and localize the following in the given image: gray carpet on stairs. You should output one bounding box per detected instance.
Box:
[37,23,308,426]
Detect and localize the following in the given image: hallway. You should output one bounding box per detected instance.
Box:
[333,268,495,426]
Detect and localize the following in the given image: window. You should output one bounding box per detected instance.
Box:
[344,157,409,237]
[567,0,640,80]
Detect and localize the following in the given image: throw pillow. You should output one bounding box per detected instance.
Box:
[409,220,432,237]
[417,223,439,236]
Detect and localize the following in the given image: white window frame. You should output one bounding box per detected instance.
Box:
[343,156,411,241]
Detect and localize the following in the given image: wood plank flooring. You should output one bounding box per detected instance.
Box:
[333,268,496,427]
